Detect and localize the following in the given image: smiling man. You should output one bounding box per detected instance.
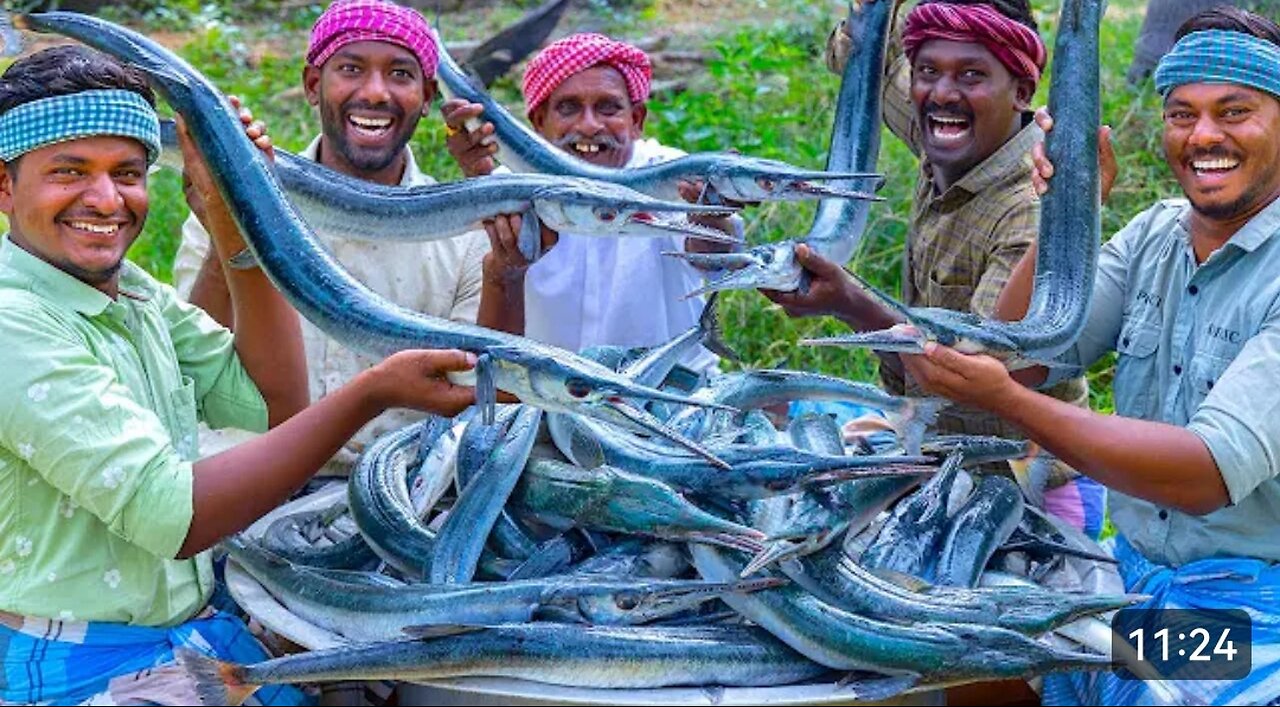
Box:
[901,7,1280,704]
[442,32,738,372]
[769,0,1105,535]
[173,0,495,472]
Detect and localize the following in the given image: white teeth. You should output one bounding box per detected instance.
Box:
[68,222,118,234]
[574,143,602,154]
[349,116,391,128]
[1193,158,1239,171]
[930,116,968,125]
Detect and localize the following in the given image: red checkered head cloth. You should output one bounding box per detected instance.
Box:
[522,33,652,118]
[903,2,1047,84]
[306,0,439,79]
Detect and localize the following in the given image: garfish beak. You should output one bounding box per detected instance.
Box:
[627,212,744,245]
[661,249,761,271]
[781,169,885,185]
[601,398,734,470]
[740,538,810,576]
[683,530,766,555]
[677,259,803,298]
[790,181,885,201]
[801,324,929,353]
[646,576,784,602]
[799,460,938,487]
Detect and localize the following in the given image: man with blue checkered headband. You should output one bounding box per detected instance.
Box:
[0,46,477,704]
[895,6,1280,704]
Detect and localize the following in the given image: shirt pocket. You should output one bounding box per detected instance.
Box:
[1189,351,1236,400]
[168,375,199,461]
[1113,318,1161,415]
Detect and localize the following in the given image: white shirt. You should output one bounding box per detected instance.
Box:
[522,138,718,371]
[172,137,490,472]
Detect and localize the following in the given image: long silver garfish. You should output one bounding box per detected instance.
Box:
[258,504,378,571]
[511,456,767,553]
[156,121,744,259]
[428,406,542,584]
[180,623,829,703]
[547,412,936,499]
[803,0,1103,363]
[664,0,891,295]
[431,34,881,205]
[859,453,968,577]
[8,11,737,460]
[348,422,440,578]
[227,536,785,643]
[690,544,1114,694]
[669,369,945,454]
[779,544,1143,637]
[932,475,1024,587]
[452,406,539,562]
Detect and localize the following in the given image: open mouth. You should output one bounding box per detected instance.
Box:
[927,114,972,144]
[64,220,122,237]
[347,114,394,139]
[1191,156,1241,179]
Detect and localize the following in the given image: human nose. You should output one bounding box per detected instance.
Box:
[356,70,392,105]
[80,173,124,214]
[930,74,962,105]
[1186,113,1226,150]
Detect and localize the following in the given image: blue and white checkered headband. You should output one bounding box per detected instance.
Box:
[0,89,161,164]
[1154,29,1280,100]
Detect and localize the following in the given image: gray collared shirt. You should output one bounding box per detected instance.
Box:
[1048,196,1280,566]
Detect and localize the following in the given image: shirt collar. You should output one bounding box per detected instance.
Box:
[301,135,423,187]
[1173,193,1280,255]
[927,121,1043,197]
[0,236,115,316]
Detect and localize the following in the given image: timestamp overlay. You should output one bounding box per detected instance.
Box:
[1112,609,1252,681]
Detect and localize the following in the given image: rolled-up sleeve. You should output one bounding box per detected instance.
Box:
[449,230,490,324]
[1188,318,1280,505]
[171,213,213,301]
[0,302,195,559]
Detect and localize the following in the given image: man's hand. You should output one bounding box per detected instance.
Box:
[1030,107,1116,204]
[364,349,477,416]
[179,95,273,232]
[677,179,745,263]
[441,98,499,177]
[900,341,1016,411]
[481,214,560,285]
[761,244,860,319]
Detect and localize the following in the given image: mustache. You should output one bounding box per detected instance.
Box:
[1188,147,1240,162]
[342,100,404,120]
[553,132,622,151]
[921,103,973,121]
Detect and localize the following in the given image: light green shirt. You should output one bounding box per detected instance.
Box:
[0,237,267,626]
[1049,197,1280,566]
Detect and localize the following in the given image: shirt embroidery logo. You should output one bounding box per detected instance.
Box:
[1206,324,1242,345]
[103,569,122,589]
[26,383,49,403]
[15,536,32,557]
[100,466,125,490]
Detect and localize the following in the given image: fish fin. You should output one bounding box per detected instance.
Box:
[697,292,740,362]
[517,209,543,263]
[226,248,259,270]
[176,648,258,706]
[837,672,920,701]
[885,396,947,455]
[401,623,493,640]
[475,353,497,425]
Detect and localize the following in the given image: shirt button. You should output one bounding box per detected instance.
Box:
[1173,364,1183,375]
[1158,509,1169,520]
[1122,336,1131,347]
[1188,284,1199,295]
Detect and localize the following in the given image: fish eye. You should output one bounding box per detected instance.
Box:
[565,378,593,399]
[615,593,640,611]
[756,177,777,192]
[594,207,618,222]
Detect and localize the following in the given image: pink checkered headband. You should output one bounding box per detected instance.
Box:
[522,33,652,118]
[903,2,1047,85]
[306,0,439,79]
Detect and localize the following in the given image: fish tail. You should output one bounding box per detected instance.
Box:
[0,12,25,57]
[697,292,740,362]
[176,648,259,706]
[886,397,946,455]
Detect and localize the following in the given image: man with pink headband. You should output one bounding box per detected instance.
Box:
[173,0,499,474]
[767,0,1107,546]
[442,32,736,372]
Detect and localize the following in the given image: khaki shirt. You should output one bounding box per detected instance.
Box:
[173,138,489,473]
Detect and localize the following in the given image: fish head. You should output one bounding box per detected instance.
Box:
[532,180,741,244]
[706,155,884,203]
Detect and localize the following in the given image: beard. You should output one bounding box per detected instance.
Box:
[319,99,414,174]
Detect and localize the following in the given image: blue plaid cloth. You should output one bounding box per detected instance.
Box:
[1154,29,1280,99]
[0,89,161,164]
[0,608,311,705]
[1042,535,1280,706]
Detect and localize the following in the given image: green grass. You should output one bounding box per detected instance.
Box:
[14,0,1177,415]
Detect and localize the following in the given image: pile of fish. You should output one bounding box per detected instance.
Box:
[0,0,1129,702]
